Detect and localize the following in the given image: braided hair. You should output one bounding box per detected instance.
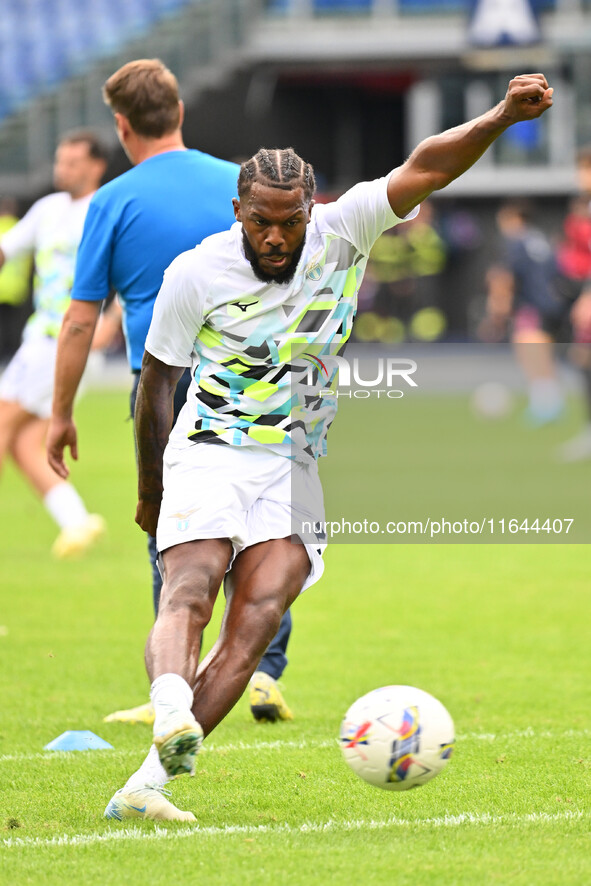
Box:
[237,147,316,201]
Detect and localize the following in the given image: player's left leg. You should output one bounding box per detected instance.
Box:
[513,324,564,425]
[191,536,309,738]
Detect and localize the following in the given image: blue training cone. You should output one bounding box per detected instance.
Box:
[44,730,114,751]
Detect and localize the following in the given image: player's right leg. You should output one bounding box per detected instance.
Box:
[103,371,190,724]
[9,415,105,558]
[0,337,54,469]
[0,399,29,470]
[104,746,195,822]
[146,538,232,777]
[105,539,231,820]
[104,783,196,822]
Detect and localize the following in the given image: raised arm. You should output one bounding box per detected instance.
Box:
[134,350,185,537]
[388,73,553,219]
[47,299,102,478]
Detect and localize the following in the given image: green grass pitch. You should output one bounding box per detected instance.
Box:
[1,387,589,885]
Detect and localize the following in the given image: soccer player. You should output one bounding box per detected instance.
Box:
[46,59,293,725]
[54,72,552,822]
[483,200,566,424]
[0,131,108,558]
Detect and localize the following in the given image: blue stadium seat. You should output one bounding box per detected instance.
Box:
[0,0,195,122]
[314,0,372,9]
[0,42,37,111]
[153,0,191,14]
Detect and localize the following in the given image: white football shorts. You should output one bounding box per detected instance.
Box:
[157,442,326,592]
[0,336,58,419]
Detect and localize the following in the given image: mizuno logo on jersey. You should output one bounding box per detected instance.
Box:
[232,300,259,312]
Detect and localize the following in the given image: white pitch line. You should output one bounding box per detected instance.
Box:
[0,728,588,766]
[463,728,591,742]
[1,810,587,850]
[0,738,335,765]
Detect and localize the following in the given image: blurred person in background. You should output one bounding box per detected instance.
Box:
[358,199,447,343]
[0,197,32,363]
[46,59,294,727]
[555,147,591,460]
[482,199,566,425]
[0,131,108,558]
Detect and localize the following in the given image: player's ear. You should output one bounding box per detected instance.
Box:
[114,113,129,140]
[232,197,241,222]
[307,200,315,222]
[177,100,185,129]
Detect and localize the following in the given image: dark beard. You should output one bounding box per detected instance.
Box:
[242,229,306,285]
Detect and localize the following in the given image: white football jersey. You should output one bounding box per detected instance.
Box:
[1,192,93,339]
[146,174,417,462]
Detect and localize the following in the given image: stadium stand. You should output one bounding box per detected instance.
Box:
[265,0,558,14]
[1,0,591,198]
[0,0,256,194]
[0,0,192,120]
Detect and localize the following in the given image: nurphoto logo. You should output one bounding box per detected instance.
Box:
[303,353,418,399]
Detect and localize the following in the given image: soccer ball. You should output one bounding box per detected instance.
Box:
[339,685,455,791]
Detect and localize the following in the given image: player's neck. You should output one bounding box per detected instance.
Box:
[133,133,187,165]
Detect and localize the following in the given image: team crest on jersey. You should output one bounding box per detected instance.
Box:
[305,262,323,281]
[170,507,200,532]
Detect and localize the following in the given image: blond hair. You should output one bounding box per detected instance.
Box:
[103,59,181,138]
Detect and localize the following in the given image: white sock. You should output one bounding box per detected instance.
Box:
[151,673,194,729]
[44,482,89,530]
[124,744,169,792]
[529,378,563,413]
[250,670,274,684]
